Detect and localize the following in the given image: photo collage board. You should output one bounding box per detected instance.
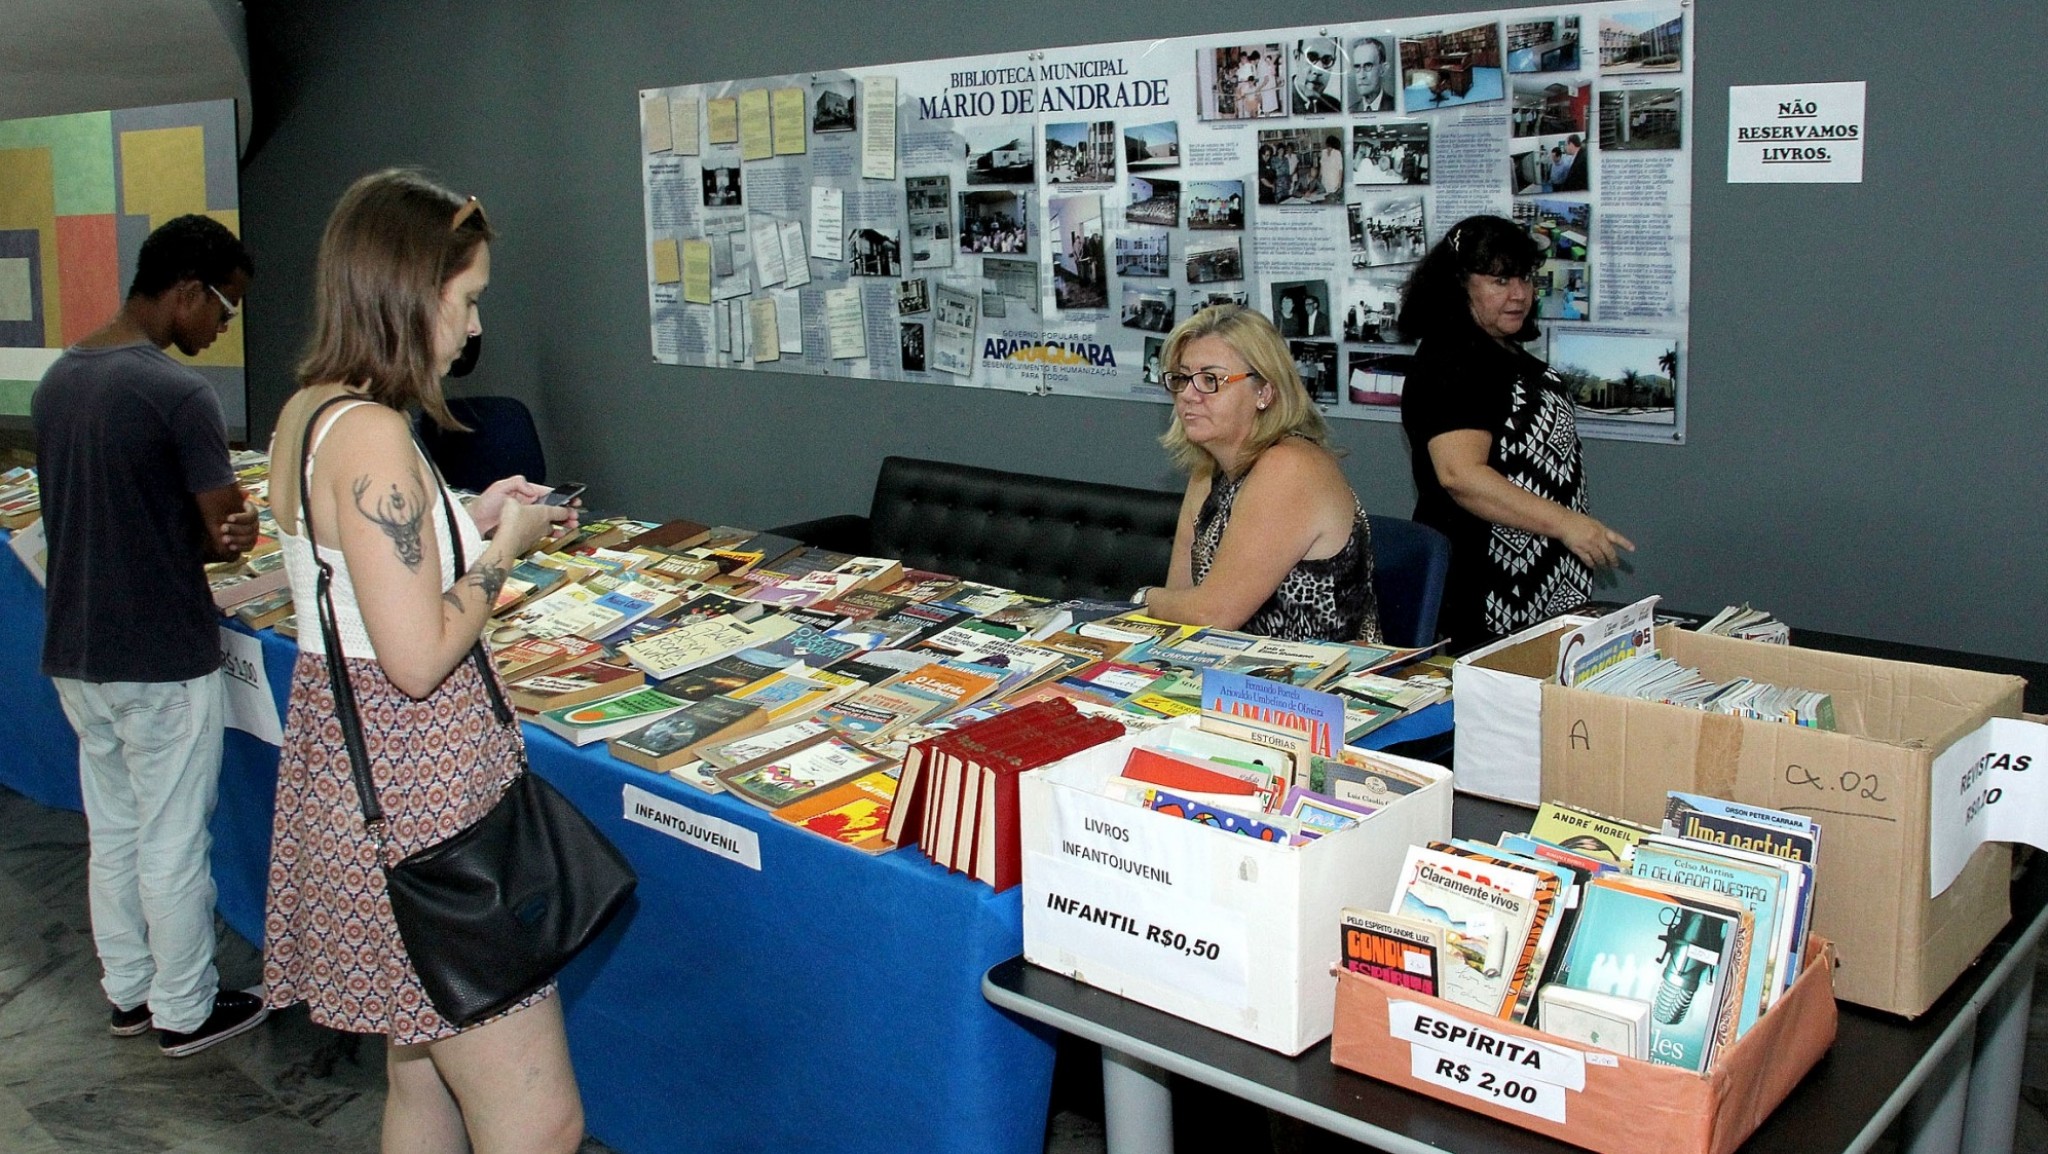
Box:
[639,0,1694,443]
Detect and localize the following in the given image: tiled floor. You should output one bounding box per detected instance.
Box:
[3,782,2044,1153]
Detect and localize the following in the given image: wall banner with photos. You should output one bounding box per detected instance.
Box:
[639,1,1694,443]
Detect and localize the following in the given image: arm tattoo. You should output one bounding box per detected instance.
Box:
[460,559,511,609]
[350,470,429,571]
[443,559,509,617]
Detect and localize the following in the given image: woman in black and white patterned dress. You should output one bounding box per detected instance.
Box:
[1398,214,1634,649]
[1135,304,1382,644]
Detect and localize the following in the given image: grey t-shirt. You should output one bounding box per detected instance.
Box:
[33,342,235,683]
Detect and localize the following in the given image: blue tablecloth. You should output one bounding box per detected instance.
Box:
[0,537,1055,1154]
[1,530,1451,1153]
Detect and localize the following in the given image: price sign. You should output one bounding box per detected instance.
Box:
[1408,1045,1567,1122]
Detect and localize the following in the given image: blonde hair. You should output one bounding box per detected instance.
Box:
[295,169,493,429]
[1157,304,1332,476]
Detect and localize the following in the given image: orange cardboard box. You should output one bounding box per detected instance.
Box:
[1331,937,1837,1154]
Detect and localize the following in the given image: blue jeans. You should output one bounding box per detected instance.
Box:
[54,673,225,1033]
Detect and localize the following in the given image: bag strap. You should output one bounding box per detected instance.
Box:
[297,396,521,856]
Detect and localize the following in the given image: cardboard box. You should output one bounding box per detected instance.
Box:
[1459,623,2022,1016]
[1020,722,1453,1054]
[1451,615,1592,805]
[1331,937,1838,1154]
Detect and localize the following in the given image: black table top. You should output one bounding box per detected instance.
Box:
[988,796,2048,1154]
[985,618,2048,1153]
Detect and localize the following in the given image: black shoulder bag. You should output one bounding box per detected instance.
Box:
[298,396,636,1027]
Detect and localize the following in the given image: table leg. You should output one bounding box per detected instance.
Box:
[1101,1047,1174,1154]
[1962,943,2037,1153]
[1900,1023,1973,1154]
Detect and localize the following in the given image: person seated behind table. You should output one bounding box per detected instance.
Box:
[1135,304,1383,644]
[1396,214,1633,649]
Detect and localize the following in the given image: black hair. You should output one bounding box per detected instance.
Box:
[1396,213,1541,344]
[128,215,254,299]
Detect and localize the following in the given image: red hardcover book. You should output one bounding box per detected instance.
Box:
[911,699,1083,871]
[1119,746,1266,796]
[971,714,1125,888]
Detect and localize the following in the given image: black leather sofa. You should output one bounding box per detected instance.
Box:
[771,456,1180,603]
[770,455,1452,647]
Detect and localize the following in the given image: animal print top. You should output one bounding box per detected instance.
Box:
[1191,464,1382,643]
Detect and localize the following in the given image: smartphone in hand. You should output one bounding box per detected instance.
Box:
[541,482,587,507]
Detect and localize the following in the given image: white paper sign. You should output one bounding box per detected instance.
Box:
[1050,782,1215,901]
[622,784,762,870]
[1555,595,1658,687]
[809,188,844,260]
[1022,849,1249,1009]
[1407,1042,1568,1123]
[218,627,282,745]
[1386,1000,1586,1090]
[1727,82,1866,183]
[748,215,787,287]
[859,75,898,180]
[1928,717,2048,896]
[778,221,810,288]
[825,286,866,360]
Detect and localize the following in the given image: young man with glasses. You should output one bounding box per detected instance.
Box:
[31,214,268,1057]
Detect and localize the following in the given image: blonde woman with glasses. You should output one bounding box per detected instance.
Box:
[1138,304,1383,643]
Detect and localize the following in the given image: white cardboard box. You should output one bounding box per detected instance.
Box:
[1020,722,1453,1055]
[1450,615,1592,805]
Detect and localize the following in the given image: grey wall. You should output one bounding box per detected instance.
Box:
[240,0,2048,662]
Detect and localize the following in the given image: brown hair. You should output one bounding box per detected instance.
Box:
[1157,304,1332,477]
[295,169,492,428]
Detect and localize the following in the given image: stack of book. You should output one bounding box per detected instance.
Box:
[896,699,1125,890]
[136,468,1459,863]
[1575,651,1835,730]
[1697,603,1791,644]
[1039,669,1441,847]
[1344,794,1820,1074]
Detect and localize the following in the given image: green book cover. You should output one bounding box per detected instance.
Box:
[1551,879,1741,1072]
[1629,840,1785,1038]
[543,687,686,730]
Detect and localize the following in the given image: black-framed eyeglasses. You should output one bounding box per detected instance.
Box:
[1307,52,1336,69]
[1163,370,1260,395]
[205,283,238,324]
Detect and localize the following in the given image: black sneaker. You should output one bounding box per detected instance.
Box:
[158,989,269,1058]
[109,1003,153,1037]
